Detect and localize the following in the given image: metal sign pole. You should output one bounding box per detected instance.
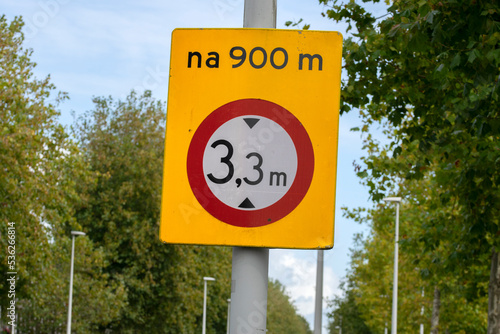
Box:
[229,1,276,333]
[243,0,276,29]
[230,248,269,333]
[314,249,324,334]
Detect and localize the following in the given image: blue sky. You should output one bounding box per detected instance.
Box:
[3,1,387,332]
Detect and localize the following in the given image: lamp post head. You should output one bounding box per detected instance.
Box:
[383,197,402,203]
[71,231,86,237]
[203,277,216,282]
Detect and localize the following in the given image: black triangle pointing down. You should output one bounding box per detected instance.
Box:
[243,118,260,129]
[238,198,255,209]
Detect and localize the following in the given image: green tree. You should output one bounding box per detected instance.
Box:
[327,279,373,334]
[320,0,499,331]
[73,91,232,333]
[0,15,125,332]
[345,116,488,332]
[267,279,312,334]
[328,113,488,331]
[330,199,487,333]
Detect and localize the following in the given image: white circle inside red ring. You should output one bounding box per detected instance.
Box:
[202,115,298,210]
[187,99,314,228]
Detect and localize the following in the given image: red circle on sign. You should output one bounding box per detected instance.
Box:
[187,99,314,228]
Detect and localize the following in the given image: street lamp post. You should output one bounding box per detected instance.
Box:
[67,231,86,334]
[335,315,342,334]
[383,197,402,334]
[202,277,216,334]
[420,288,424,334]
[226,299,231,334]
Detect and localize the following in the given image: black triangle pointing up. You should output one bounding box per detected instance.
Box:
[238,198,255,209]
[243,118,260,129]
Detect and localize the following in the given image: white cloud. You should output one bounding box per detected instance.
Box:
[269,249,342,332]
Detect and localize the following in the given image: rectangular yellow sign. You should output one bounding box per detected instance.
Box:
[160,28,342,249]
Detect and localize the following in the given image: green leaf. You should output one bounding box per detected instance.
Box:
[425,10,439,24]
[357,170,369,178]
[468,49,480,63]
[393,146,403,158]
[450,53,461,68]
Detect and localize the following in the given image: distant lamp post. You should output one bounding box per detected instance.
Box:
[379,295,389,334]
[334,315,342,334]
[420,288,424,334]
[67,231,86,334]
[383,197,402,334]
[202,277,216,334]
[226,298,231,334]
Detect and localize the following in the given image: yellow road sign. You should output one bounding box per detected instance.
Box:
[160,28,342,249]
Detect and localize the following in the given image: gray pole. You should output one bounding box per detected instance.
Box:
[67,231,85,334]
[67,235,75,334]
[243,0,276,29]
[420,288,424,334]
[226,299,231,334]
[392,201,400,334]
[202,280,207,334]
[314,249,324,334]
[202,277,215,334]
[229,1,275,333]
[230,248,269,333]
[383,197,401,334]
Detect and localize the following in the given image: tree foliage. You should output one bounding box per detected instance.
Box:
[327,280,373,334]
[320,0,500,250]
[0,15,125,332]
[320,0,499,330]
[328,200,487,333]
[72,91,235,333]
[327,117,488,332]
[267,279,312,334]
